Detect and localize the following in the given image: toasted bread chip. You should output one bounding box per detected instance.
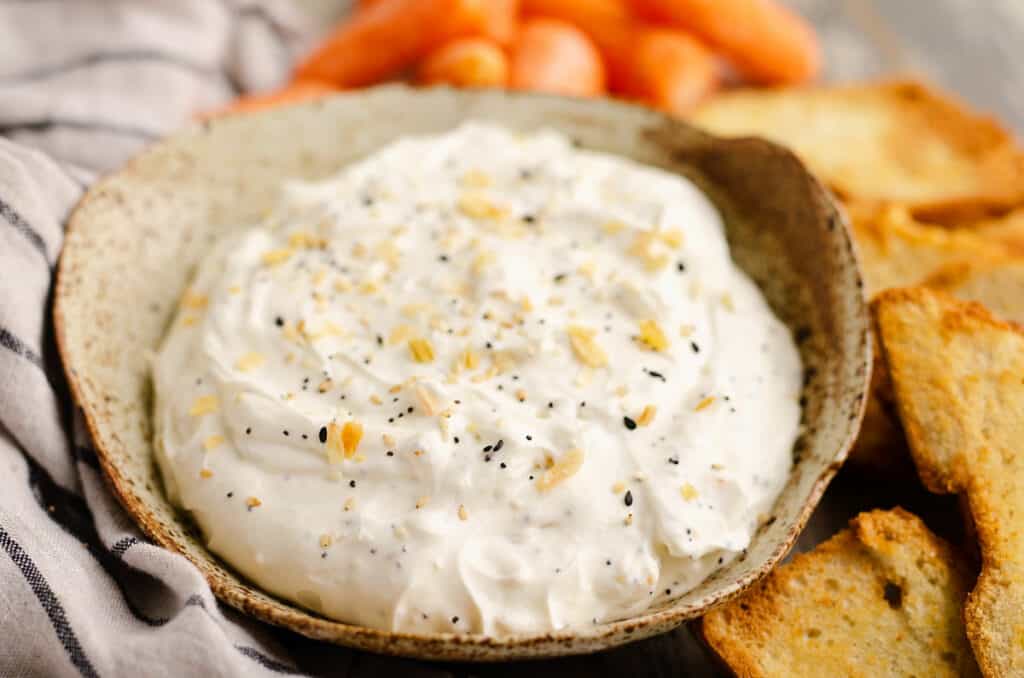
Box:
[924,259,1024,324]
[852,205,1010,296]
[700,508,979,677]
[973,208,1024,256]
[846,205,1009,470]
[875,287,1024,676]
[692,81,1024,220]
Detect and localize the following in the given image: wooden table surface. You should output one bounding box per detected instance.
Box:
[273,3,1023,675]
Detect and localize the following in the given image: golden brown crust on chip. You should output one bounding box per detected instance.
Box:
[923,259,1024,325]
[972,208,1024,256]
[699,508,979,677]
[852,205,1010,295]
[693,80,1024,220]
[845,205,1010,471]
[875,287,1024,676]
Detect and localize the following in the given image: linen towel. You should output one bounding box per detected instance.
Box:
[0,3,341,676]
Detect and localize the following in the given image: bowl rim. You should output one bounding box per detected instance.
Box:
[54,84,872,661]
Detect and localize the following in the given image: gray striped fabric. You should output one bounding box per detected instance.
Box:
[0,2,353,676]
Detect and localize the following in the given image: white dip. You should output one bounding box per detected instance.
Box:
[153,123,803,635]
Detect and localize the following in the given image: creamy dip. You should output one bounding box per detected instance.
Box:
[153,123,803,636]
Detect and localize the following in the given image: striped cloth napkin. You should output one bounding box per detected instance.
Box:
[0,2,361,676]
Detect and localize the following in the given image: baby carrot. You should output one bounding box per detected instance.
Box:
[521,0,716,111]
[204,80,336,117]
[521,0,632,23]
[293,0,499,88]
[482,0,521,46]
[627,0,820,85]
[358,0,520,44]
[622,30,719,115]
[417,38,509,88]
[509,18,607,97]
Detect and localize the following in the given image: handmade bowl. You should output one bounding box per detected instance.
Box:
[55,85,870,661]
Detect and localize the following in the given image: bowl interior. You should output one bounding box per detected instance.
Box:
[55,85,870,661]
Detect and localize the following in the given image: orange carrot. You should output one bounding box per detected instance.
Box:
[627,0,820,85]
[521,0,717,112]
[294,0,505,88]
[203,81,336,118]
[357,0,519,44]
[509,19,607,97]
[621,30,718,114]
[417,38,509,88]
[481,0,521,46]
[521,0,633,23]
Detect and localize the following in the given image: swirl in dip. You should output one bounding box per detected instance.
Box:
[153,123,803,635]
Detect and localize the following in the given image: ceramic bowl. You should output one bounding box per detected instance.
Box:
[55,85,870,661]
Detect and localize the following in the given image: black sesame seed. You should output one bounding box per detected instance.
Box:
[246,427,252,435]
[349,480,356,488]
[500,462,507,469]
[493,439,504,452]
[282,430,289,437]
[553,273,567,283]
[389,418,395,423]
[319,426,327,443]
[407,406,414,413]
[438,254,449,262]
[452,616,459,624]
[522,214,536,224]
[623,416,637,431]
[301,434,308,440]
[454,436,460,444]
[226,492,234,498]
[525,435,533,441]
[665,588,672,595]
[275,316,284,327]
[387,450,395,457]
[376,334,383,346]
[624,490,634,507]
[485,342,493,349]
[321,552,327,558]
[676,261,686,272]
[647,369,666,382]
[690,341,700,354]
[548,402,554,409]
[668,457,679,465]
[483,445,493,453]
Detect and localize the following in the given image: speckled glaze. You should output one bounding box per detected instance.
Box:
[54,86,870,662]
